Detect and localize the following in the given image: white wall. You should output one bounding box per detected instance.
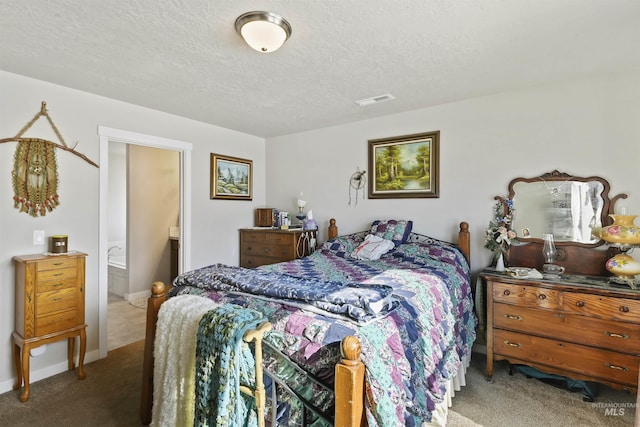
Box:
[265,69,640,274]
[0,70,265,392]
[107,142,127,243]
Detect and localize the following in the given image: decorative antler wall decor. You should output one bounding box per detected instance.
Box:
[0,102,98,217]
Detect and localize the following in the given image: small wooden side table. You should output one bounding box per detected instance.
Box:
[12,252,87,402]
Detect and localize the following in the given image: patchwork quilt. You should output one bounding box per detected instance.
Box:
[169,232,476,426]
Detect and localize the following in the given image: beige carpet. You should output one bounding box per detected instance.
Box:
[0,340,145,427]
[451,352,636,426]
[448,409,482,426]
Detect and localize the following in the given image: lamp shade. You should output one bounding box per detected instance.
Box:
[599,214,640,245]
[235,11,292,53]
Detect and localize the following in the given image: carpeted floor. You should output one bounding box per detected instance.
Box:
[451,352,637,426]
[0,340,145,427]
[0,342,635,426]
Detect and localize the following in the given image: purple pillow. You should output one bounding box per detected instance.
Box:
[370,219,413,247]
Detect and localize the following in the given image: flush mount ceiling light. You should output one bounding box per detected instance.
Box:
[235,11,292,53]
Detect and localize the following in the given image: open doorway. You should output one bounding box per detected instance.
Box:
[98,126,192,358]
[106,142,180,350]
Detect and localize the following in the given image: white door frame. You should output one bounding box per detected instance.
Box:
[97,126,192,358]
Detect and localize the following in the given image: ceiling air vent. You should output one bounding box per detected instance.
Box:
[354,94,395,107]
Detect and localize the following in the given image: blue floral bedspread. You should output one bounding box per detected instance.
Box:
[170,233,476,427]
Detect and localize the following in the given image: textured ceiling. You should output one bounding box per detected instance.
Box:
[2,1,640,138]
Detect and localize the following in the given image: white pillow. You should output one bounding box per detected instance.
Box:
[351,234,395,260]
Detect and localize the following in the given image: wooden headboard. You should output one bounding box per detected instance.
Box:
[325,218,470,263]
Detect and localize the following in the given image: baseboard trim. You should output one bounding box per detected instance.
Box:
[0,348,100,395]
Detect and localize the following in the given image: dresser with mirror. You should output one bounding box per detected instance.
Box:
[482,170,640,395]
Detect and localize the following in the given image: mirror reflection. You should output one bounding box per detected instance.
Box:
[511,180,605,244]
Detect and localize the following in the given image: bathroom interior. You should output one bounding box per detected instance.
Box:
[107,141,180,349]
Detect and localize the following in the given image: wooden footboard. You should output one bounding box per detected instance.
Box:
[139,280,366,426]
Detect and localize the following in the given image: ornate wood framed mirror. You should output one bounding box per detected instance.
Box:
[497,170,627,276]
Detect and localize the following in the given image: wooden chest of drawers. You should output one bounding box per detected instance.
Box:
[240,228,316,268]
[12,252,88,402]
[482,271,640,393]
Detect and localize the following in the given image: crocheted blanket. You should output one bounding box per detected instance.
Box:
[193,303,268,426]
[152,295,218,427]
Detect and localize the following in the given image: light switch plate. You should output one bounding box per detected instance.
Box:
[33,230,45,245]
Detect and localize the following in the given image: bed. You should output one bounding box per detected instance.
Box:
[140,218,474,426]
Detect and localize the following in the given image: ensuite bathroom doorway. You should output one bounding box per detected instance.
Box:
[107,141,180,350]
[99,126,192,358]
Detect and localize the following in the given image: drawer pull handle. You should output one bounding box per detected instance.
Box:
[53,273,64,276]
[537,294,547,300]
[503,289,511,296]
[503,340,522,348]
[52,283,63,287]
[605,362,628,372]
[504,314,523,321]
[53,262,63,266]
[52,297,63,301]
[620,306,629,313]
[605,331,629,339]
[263,248,270,253]
[576,301,585,307]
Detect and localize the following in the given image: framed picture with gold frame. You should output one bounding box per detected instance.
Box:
[368,131,440,199]
[210,153,253,200]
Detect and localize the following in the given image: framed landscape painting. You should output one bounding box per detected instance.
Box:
[368,131,440,199]
[210,153,253,200]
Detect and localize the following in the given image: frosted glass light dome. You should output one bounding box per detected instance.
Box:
[235,11,292,53]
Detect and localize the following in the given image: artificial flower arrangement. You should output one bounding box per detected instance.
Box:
[484,198,517,259]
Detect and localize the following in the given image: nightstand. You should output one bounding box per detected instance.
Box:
[12,252,88,402]
[482,269,640,393]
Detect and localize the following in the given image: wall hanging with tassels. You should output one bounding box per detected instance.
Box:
[0,101,99,217]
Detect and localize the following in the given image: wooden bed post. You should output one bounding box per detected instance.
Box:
[458,221,470,263]
[335,335,365,427]
[140,281,169,425]
[328,218,338,240]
